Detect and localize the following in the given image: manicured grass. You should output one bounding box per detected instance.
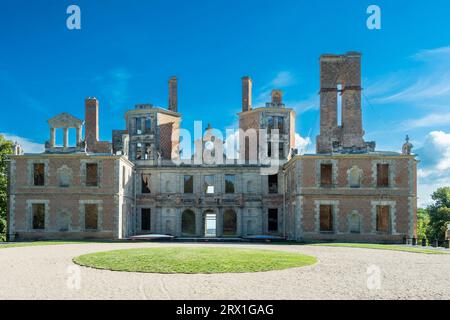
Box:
[73,247,317,274]
[0,240,105,249]
[310,243,450,255]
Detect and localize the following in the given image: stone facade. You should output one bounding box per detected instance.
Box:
[7,53,418,243]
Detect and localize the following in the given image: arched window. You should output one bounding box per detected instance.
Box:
[182,210,196,236]
[223,210,237,236]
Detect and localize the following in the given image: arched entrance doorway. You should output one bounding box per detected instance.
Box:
[223,209,237,236]
[204,210,217,237]
[181,210,196,236]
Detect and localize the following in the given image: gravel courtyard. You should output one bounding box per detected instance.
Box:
[0,242,449,300]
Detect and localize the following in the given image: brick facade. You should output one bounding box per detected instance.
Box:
[7,56,418,243]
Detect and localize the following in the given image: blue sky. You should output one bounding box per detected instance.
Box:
[1,0,450,206]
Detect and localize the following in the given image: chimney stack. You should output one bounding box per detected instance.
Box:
[242,76,252,112]
[85,97,99,149]
[169,76,178,112]
[271,90,283,106]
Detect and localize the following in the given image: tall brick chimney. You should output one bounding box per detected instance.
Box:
[169,76,178,112]
[242,76,252,112]
[85,97,99,149]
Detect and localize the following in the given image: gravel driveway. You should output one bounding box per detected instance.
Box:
[0,242,449,300]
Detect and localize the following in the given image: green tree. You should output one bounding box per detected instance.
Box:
[427,187,450,241]
[0,135,13,241]
[416,208,430,240]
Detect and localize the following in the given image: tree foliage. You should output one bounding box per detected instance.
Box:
[0,135,13,242]
[422,187,450,241]
[416,208,430,240]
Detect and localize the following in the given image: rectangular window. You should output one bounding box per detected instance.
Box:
[204,175,215,194]
[320,164,333,187]
[33,163,45,186]
[141,208,151,231]
[320,205,333,232]
[32,203,45,230]
[85,204,98,230]
[141,174,151,194]
[184,175,193,194]
[268,174,278,194]
[267,116,274,131]
[136,143,142,160]
[276,116,285,134]
[376,205,390,233]
[278,142,284,159]
[135,117,142,134]
[144,116,151,133]
[268,209,278,232]
[267,142,272,158]
[377,164,389,187]
[86,163,98,187]
[225,175,235,194]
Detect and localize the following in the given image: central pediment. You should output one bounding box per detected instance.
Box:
[47,113,83,128]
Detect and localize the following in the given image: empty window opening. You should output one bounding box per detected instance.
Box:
[141,208,151,231]
[278,142,284,159]
[135,117,142,134]
[268,209,279,232]
[204,175,215,194]
[32,203,45,230]
[376,205,390,233]
[225,175,236,194]
[135,143,142,160]
[337,84,342,127]
[141,174,151,194]
[145,116,152,133]
[223,210,237,236]
[184,175,194,193]
[268,174,278,194]
[320,164,333,187]
[204,212,217,237]
[33,163,45,186]
[377,164,389,187]
[85,204,98,230]
[182,210,196,236]
[86,163,98,187]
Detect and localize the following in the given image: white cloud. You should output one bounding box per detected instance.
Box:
[1,133,44,154]
[370,46,450,110]
[271,71,295,87]
[402,113,450,129]
[416,131,450,207]
[295,133,311,155]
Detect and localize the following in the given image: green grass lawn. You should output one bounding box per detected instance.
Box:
[310,242,450,255]
[73,247,317,274]
[0,240,112,249]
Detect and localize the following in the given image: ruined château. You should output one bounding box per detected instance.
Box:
[6,52,418,242]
